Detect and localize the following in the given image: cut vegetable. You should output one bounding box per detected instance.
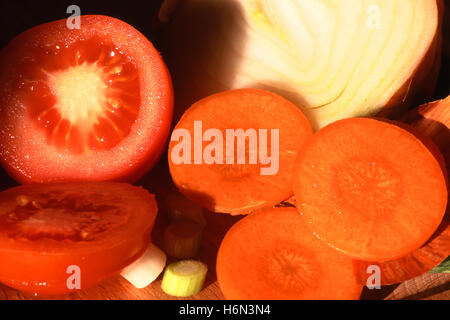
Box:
[354,218,450,285]
[0,15,173,183]
[161,260,208,297]
[216,207,363,299]
[429,256,450,274]
[164,220,203,259]
[402,95,450,171]
[164,192,206,228]
[163,0,443,129]
[354,98,450,285]
[0,182,158,295]
[293,118,448,261]
[121,243,167,289]
[168,88,313,215]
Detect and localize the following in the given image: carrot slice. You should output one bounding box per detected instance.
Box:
[293,117,448,261]
[216,207,363,300]
[402,95,450,171]
[355,97,450,285]
[168,88,313,215]
[354,217,450,285]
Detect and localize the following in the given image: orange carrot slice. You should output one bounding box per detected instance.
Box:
[168,88,313,215]
[402,95,450,170]
[355,97,450,285]
[293,117,448,261]
[354,217,449,285]
[216,207,363,300]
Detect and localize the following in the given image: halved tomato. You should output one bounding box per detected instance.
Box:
[0,182,157,295]
[0,15,173,183]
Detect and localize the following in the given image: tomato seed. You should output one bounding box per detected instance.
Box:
[16,195,30,206]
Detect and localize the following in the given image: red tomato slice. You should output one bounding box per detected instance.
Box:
[0,15,173,183]
[0,182,157,295]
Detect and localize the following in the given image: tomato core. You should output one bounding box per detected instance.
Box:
[19,37,141,153]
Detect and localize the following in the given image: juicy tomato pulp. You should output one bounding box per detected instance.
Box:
[0,182,158,295]
[0,16,173,183]
[23,37,141,153]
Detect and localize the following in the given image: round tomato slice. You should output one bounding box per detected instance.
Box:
[0,15,173,183]
[0,182,157,295]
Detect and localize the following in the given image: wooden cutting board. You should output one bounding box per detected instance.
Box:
[0,163,448,300]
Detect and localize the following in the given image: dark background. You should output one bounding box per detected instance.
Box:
[0,0,165,48]
[0,0,448,96]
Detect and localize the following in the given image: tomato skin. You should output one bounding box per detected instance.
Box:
[0,182,157,295]
[0,15,173,184]
[0,233,149,295]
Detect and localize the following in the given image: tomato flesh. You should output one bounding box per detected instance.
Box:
[0,182,157,295]
[21,37,140,153]
[1,191,129,241]
[0,16,173,183]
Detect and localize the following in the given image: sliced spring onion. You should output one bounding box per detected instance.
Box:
[120,243,167,289]
[164,220,203,259]
[164,192,206,228]
[161,260,208,297]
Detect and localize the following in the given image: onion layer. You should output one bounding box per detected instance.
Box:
[162,0,443,129]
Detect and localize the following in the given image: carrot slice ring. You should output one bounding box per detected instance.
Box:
[355,97,450,284]
[216,207,363,300]
[168,88,313,215]
[354,217,449,285]
[293,118,448,261]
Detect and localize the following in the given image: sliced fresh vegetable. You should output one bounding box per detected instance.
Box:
[216,207,363,300]
[293,118,448,261]
[164,220,203,259]
[402,95,450,170]
[0,182,158,295]
[354,98,450,285]
[164,192,206,228]
[163,0,443,129]
[161,260,208,297]
[168,88,313,215]
[0,15,173,183]
[121,243,167,289]
[354,219,450,284]
[429,256,450,273]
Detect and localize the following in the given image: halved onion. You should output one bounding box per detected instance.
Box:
[162,0,443,129]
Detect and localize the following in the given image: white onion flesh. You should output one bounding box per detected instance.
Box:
[163,0,442,129]
[120,243,167,289]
